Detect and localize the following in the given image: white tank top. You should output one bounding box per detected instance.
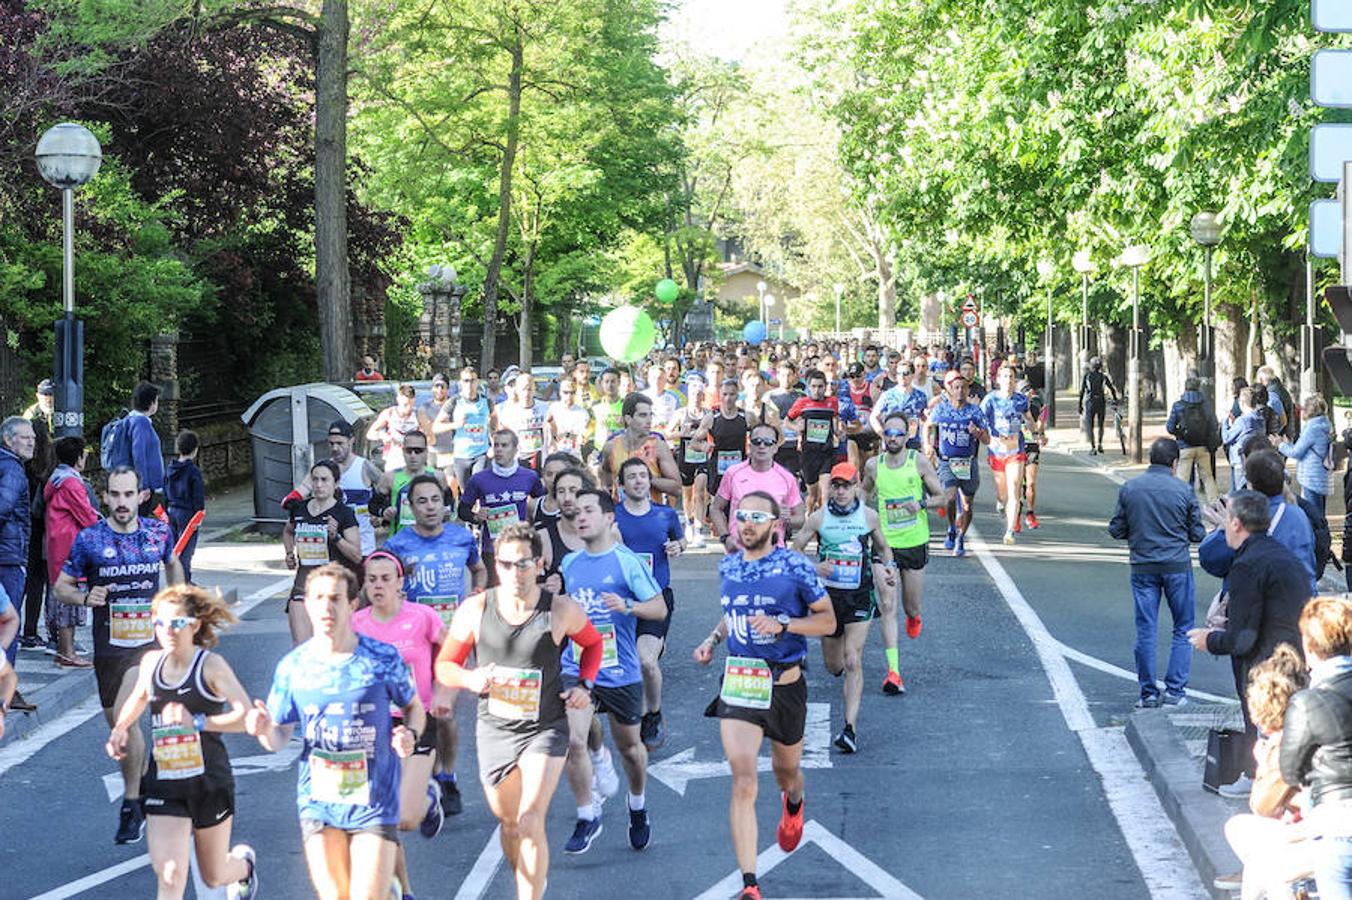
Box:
[338,456,376,555]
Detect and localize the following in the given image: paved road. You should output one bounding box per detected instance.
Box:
[4,451,1216,899]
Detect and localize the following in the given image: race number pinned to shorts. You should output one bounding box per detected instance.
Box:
[684,443,708,465]
[152,725,205,780]
[485,505,520,537]
[110,601,153,647]
[884,496,918,531]
[720,656,773,709]
[310,749,370,806]
[717,450,742,474]
[948,457,972,480]
[519,428,544,454]
[487,667,542,722]
[419,595,460,628]
[806,419,831,444]
[294,522,330,565]
[823,542,863,590]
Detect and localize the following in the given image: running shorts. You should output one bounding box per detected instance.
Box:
[635,587,675,641]
[144,787,235,830]
[563,676,643,726]
[988,452,1027,473]
[801,450,834,485]
[1025,443,1041,465]
[937,457,980,495]
[475,717,569,787]
[95,652,143,710]
[828,587,876,637]
[890,543,928,571]
[710,673,807,746]
[300,817,398,844]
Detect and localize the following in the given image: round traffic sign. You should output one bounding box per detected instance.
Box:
[961,311,979,328]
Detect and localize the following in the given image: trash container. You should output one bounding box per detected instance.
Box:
[240,384,374,526]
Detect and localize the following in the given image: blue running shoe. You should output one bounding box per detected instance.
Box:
[944,526,957,551]
[564,817,603,854]
[628,806,651,850]
[954,534,966,558]
[419,782,444,839]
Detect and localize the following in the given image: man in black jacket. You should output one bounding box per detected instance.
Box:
[1190,490,1310,793]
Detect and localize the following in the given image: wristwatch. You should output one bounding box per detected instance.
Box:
[775,613,792,636]
[579,678,596,692]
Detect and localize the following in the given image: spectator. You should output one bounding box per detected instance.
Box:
[1190,490,1310,797]
[1108,437,1205,709]
[1279,394,1333,513]
[127,381,165,517]
[165,430,205,583]
[354,354,384,381]
[1253,382,1282,438]
[17,380,52,651]
[0,416,34,711]
[1258,365,1298,440]
[1281,594,1352,899]
[42,436,97,667]
[1165,374,1220,503]
[1223,387,1266,491]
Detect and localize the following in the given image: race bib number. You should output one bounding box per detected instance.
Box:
[948,457,972,480]
[884,497,918,531]
[684,442,708,464]
[806,419,830,444]
[782,426,798,443]
[720,656,773,710]
[572,622,618,668]
[717,450,742,474]
[310,749,370,806]
[486,505,520,536]
[110,601,153,648]
[398,499,416,529]
[295,522,329,566]
[823,544,863,589]
[519,427,544,454]
[487,667,542,722]
[419,595,460,628]
[463,423,486,444]
[152,725,205,780]
[558,434,579,452]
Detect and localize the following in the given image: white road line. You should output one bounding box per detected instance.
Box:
[27,853,150,900]
[1053,639,1238,706]
[969,528,1207,900]
[453,827,505,900]
[0,697,103,778]
[233,575,296,618]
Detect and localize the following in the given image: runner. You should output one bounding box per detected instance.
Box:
[863,412,945,694]
[643,356,685,434]
[105,585,257,900]
[980,364,1037,544]
[767,360,804,482]
[53,466,183,844]
[384,474,488,819]
[694,379,750,501]
[669,373,710,547]
[710,421,806,551]
[1018,379,1047,530]
[791,463,894,751]
[557,489,666,854]
[692,491,835,900]
[590,368,625,452]
[1078,356,1120,455]
[537,467,593,590]
[546,381,592,461]
[282,461,362,645]
[367,384,423,473]
[352,551,452,898]
[497,370,552,470]
[569,359,600,405]
[959,358,986,401]
[613,457,685,751]
[418,374,456,483]
[599,393,682,504]
[785,370,841,515]
[377,430,448,537]
[843,363,877,472]
[285,421,382,557]
[432,367,497,501]
[433,524,602,900]
[456,430,545,575]
[926,371,989,558]
[870,360,928,451]
[246,563,425,900]
[529,451,577,529]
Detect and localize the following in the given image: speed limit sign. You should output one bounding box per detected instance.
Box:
[961,310,980,328]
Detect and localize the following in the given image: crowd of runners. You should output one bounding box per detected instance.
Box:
[5,335,1059,900]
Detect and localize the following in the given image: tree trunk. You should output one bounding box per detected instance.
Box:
[314,0,353,382]
[480,36,524,373]
[875,250,895,331]
[518,241,535,371]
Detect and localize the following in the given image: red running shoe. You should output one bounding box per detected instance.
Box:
[1012,516,1022,533]
[777,793,804,852]
[739,887,763,900]
[906,616,923,639]
[881,670,906,695]
[1025,512,1040,529]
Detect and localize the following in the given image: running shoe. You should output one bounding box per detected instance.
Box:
[564,817,603,854]
[1024,512,1040,529]
[592,746,620,799]
[881,671,906,695]
[1002,531,1015,545]
[640,711,666,752]
[1162,693,1189,708]
[115,798,145,845]
[953,535,966,558]
[628,806,651,851]
[420,782,444,838]
[1012,516,1022,534]
[833,725,857,753]
[688,525,706,548]
[226,844,257,900]
[739,886,763,900]
[905,616,923,639]
[995,500,1004,514]
[777,793,804,852]
[438,778,463,816]
[944,526,957,551]
[18,635,42,650]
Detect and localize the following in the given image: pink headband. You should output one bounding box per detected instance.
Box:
[364,550,404,578]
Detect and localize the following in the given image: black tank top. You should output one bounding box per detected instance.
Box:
[476,590,566,729]
[145,648,232,796]
[532,500,560,530]
[708,410,747,473]
[540,518,572,583]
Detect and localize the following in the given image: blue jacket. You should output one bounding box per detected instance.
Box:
[165,459,205,513]
[0,445,31,565]
[1199,495,1318,595]
[1108,463,1205,573]
[1165,391,1217,450]
[1279,415,1332,498]
[1223,409,1265,474]
[127,411,165,492]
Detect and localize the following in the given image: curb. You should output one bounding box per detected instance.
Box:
[3,667,97,745]
[1126,711,1243,899]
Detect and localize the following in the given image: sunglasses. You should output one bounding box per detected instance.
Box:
[831,479,855,488]
[495,557,537,571]
[153,616,198,631]
[883,428,907,438]
[749,436,776,447]
[735,510,775,524]
[405,446,427,453]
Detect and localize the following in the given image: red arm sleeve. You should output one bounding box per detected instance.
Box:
[570,621,604,682]
[433,635,476,688]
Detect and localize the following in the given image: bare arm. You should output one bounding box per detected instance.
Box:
[652,442,682,501]
[791,509,823,553]
[785,502,806,534]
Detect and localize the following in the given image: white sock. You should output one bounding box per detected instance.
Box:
[628,791,645,811]
[577,804,596,821]
[590,747,607,766]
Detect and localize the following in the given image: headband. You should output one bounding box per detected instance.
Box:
[364,550,405,578]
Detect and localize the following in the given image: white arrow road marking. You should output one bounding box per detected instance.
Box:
[103,737,303,802]
[650,702,832,796]
[693,819,921,900]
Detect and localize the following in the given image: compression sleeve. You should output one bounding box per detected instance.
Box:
[433,635,476,689]
[570,621,604,681]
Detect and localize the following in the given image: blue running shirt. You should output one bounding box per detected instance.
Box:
[384,523,481,627]
[614,502,684,590]
[718,547,828,667]
[63,518,173,659]
[980,391,1030,455]
[559,545,661,687]
[930,398,986,459]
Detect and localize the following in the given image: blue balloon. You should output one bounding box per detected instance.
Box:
[743,320,767,344]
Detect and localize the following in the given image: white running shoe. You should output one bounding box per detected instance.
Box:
[592,746,620,799]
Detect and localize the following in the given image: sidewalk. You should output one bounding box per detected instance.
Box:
[2,481,262,747]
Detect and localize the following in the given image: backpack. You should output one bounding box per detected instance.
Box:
[100,410,132,470]
[1176,401,1211,447]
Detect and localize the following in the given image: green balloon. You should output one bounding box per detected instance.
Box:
[599,306,656,363]
[654,278,680,304]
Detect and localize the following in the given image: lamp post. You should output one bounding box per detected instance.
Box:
[1121,244,1150,463]
[36,123,102,439]
[1072,251,1094,392]
[764,293,777,339]
[1189,211,1222,408]
[834,282,844,334]
[1035,258,1057,426]
[756,280,767,327]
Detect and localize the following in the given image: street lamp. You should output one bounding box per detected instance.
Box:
[834,283,844,334]
[1120,243,1150,463]
[756,280,767,326]
[36,123,102,438]
[1036,258,1057,427]
[1072,250,1094,391]
[764,292,777,337]
[1190,211,1222,406]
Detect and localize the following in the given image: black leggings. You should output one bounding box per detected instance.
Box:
[1083,398,1106,447]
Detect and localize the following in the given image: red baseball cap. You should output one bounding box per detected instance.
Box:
[829,462,858,483]
[944,369,965,387]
